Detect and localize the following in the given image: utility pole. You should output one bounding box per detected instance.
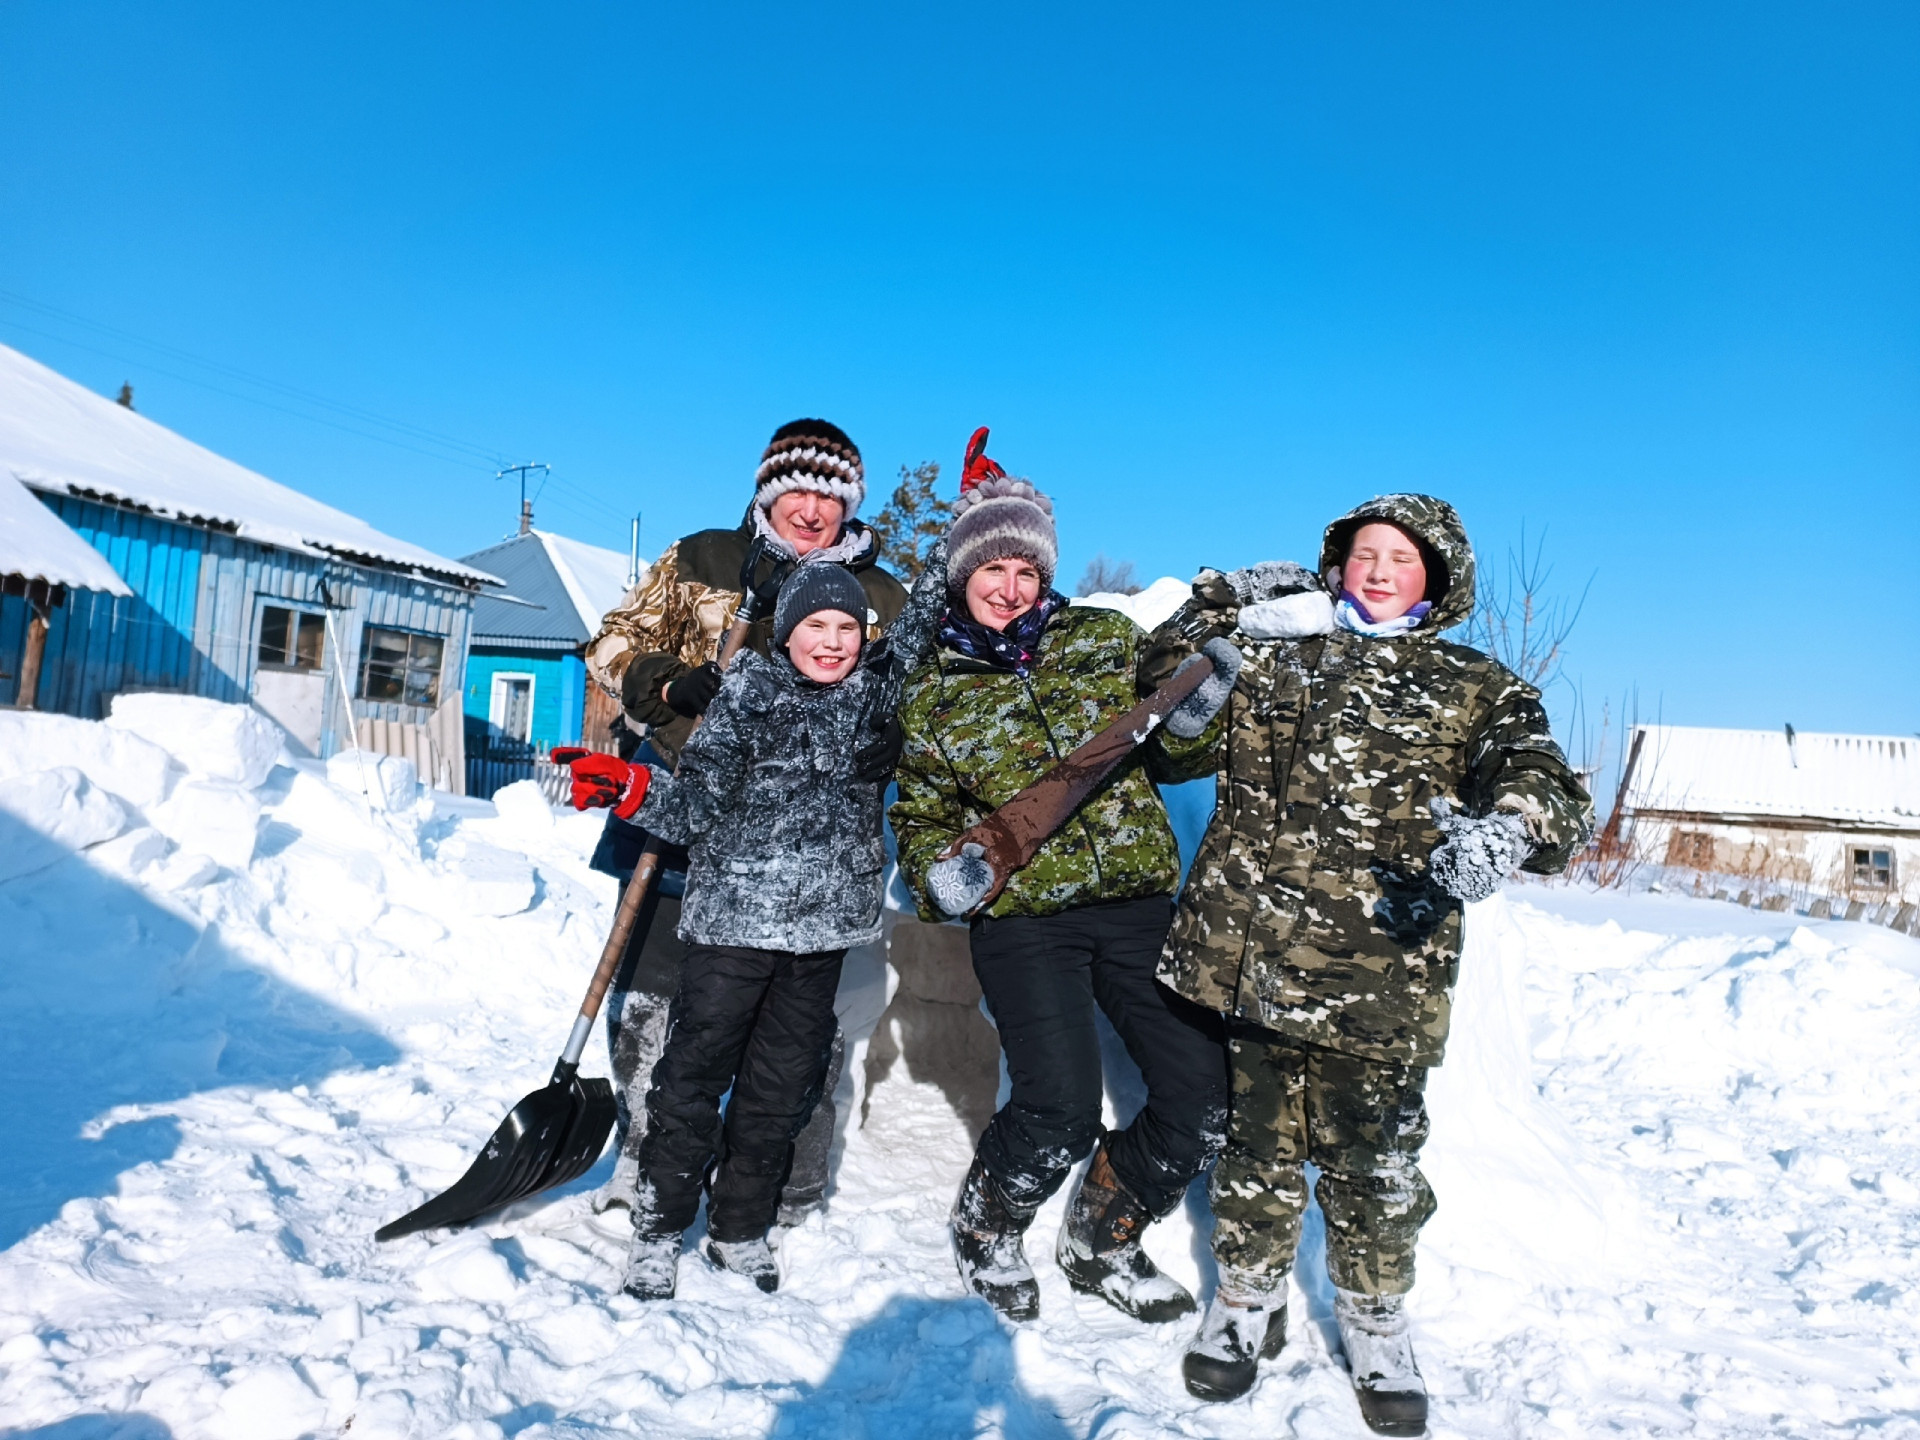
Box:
[628,513,643,587]
[497,462,549,535]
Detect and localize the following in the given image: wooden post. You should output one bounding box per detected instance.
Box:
[15,591,51,710]
[1595,728,1647,858]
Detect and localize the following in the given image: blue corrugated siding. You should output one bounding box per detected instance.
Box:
[465,647,580,748]
[2,491,477,745]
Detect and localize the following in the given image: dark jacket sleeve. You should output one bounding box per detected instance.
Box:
[1137,574,1241,784]
[636,676,752,846]
[621,652,692,729]
[1463,678,1596,875]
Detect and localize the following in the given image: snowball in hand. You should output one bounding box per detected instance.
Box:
[927,841,996,916]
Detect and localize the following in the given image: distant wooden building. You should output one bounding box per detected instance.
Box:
[1621,723,1920,916]
[0,343,496,790]
[457,527,639,797]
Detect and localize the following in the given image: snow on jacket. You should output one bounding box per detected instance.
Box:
[1143,493,1594,1067]
[890,604,1222,923]
[586,514,909,769]
[634,550,944,953]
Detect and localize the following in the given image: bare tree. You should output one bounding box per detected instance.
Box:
[871,461,953,580]
[1075,554,1142,597]
[1463,525,1592,690]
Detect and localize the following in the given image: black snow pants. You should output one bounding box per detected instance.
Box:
[598,813,843,1220]
[634,943,848,1243]
[968,894,1229,1216]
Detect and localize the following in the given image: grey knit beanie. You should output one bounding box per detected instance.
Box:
[945,476,1058,595]
[773,561,870,646]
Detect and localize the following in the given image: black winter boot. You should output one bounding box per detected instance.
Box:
[951,1155,1042,1321]
[1055,1140,1196,1323]
[1182,1285,1287,1401]
[1335,1288,1428,1436]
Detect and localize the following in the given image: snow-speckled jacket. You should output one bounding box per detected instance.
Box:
[635,548,946,953]
[1144,494,1595,1067]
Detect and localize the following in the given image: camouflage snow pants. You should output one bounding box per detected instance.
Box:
[1209,1028,1436,1296]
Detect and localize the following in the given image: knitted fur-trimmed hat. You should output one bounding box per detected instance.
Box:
[944,426,1058,594]
[773,560,870,647]
[753,418,865,518]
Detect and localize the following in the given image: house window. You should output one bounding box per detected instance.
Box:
[1854,848,1895,888]
[1665,829,1716,870]
[258,606,325,671]
[359,626,445,707]
[489,672,535,743]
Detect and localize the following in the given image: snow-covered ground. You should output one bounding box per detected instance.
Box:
[2,697,1918,1439]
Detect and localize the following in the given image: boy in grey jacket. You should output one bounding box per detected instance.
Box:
[581,544,944,1299]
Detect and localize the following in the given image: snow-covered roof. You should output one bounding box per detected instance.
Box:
[0,472,130,595]
[0,342,498,587]
[462,529,641,647]
[538,529,639,634]
[1625,724,1920,829]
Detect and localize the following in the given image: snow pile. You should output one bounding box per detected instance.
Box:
[1,698,1918,1437]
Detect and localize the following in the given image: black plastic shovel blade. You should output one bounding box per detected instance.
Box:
[535,1076,618,1193]
[374,1074,614,1241]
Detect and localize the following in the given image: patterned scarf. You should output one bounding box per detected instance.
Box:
[938,591,1070,676]
[1335,590,1433,639]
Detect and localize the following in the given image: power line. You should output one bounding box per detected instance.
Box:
[0,289,640,535]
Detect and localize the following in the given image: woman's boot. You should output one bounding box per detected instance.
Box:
[951,1155,1042,1321]
[1334,1288,1427,1436]
[1182,1266,1288,1401]
[1055,1139,1196,1322]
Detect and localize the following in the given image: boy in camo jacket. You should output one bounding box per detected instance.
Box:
[1141,494,1592,1435]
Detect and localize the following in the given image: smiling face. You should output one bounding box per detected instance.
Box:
[963,557,1043,632]
[1341,521,1429,622]
[767,490,847,557]
[785,609,864,683]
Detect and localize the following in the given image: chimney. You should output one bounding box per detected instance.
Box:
[519,497,533,536]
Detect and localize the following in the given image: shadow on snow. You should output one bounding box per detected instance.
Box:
[766,1294,1075,1440]
[0,810,399,1250]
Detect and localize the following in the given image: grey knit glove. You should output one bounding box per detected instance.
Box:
[1428,797,1532,902]
[927,842,995,917]
[1165,637,1243,738]
[1224,560,1318,606]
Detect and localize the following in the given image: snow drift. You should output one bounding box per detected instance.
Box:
[0,698,1917,1438]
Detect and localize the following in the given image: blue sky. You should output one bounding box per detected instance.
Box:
[2,1,1914,758]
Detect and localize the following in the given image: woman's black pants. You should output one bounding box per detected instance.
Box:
[969,894,1228,1216]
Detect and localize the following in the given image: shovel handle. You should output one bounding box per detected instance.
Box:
[557,605,759,1069]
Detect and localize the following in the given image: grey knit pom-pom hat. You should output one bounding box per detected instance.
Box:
[944,426,1058,594]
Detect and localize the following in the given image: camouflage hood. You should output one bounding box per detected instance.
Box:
[1319,494,1476,630]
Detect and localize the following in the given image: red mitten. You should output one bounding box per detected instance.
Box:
[961,426,1006,492]
[550,748,652,819]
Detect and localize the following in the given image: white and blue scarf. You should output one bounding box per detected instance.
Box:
[1334,591,1432,638]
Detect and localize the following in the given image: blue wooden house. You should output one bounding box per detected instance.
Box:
[0,343,497,787]
[458,526,637,795]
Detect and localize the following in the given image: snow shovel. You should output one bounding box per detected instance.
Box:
[375,600,765,1242]
[933,645,1224,912]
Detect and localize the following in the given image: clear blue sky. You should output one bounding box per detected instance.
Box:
[3,2,1914,760]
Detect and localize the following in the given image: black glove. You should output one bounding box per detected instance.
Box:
[852,713,905,784]
[663,661,722,718]
[738,537,794,622]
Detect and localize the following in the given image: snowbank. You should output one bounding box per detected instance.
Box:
[1,698,1917,1437]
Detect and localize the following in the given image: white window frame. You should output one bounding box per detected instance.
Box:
[489,671,537,742]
